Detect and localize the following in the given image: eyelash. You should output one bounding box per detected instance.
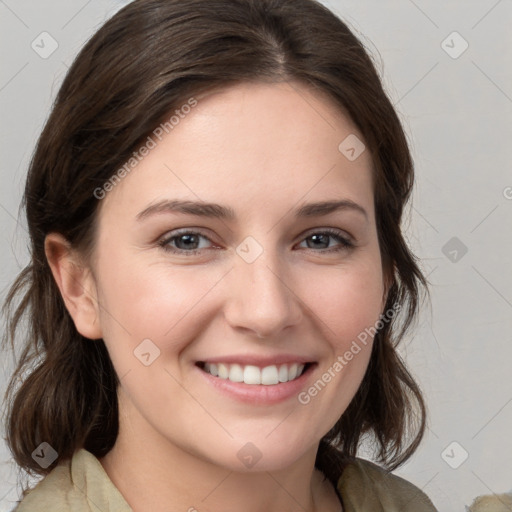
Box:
[157,228,354,256]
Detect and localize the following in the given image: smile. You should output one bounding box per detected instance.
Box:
[199,362,308,385]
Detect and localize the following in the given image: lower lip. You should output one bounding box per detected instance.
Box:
[195,363,316,405]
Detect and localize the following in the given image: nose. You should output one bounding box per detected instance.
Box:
[223,248,303,339]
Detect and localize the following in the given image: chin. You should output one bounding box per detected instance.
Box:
[217,435,317,474]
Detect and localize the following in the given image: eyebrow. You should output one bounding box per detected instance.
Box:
[136,198,368,221]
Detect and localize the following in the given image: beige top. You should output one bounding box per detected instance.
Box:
[13,449,437,511]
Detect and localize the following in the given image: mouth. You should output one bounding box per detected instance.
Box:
[196,361,312,385]
[194,354,317,404]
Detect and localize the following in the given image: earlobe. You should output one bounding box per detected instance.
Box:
[44,233,103,340]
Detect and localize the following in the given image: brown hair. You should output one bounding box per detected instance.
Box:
[2,0,428,488]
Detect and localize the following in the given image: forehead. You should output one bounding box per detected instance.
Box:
[98,80,374,222]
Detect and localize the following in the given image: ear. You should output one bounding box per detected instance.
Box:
[44,232,103,340]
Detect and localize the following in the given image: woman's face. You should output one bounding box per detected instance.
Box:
[88,80,387,471]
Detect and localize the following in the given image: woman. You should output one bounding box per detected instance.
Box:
[2,0,437,510]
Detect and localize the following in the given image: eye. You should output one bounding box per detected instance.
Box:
[158,227,354,256]
[296,228,354,252]
[158,230,215,255]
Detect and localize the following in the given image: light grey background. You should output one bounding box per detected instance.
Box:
[1,1,511,510]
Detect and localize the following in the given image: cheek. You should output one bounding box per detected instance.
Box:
[302,258,385,349]
[298,256,383,394]
[293,260,383,430]
[94,251,227,358]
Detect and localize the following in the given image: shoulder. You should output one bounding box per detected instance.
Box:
[337,457,438,512]
[13,458,75,512]
[13,449,131,512]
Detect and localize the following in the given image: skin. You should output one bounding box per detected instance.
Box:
[46,80,388,512]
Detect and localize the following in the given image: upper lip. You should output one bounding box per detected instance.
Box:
[197,354,315,367]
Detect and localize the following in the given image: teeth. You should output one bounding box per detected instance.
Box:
[218,363,229,379]
[202,362,307,385]
[244,365,261,385]
[261,365,279,385]
[229,364,244,382]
